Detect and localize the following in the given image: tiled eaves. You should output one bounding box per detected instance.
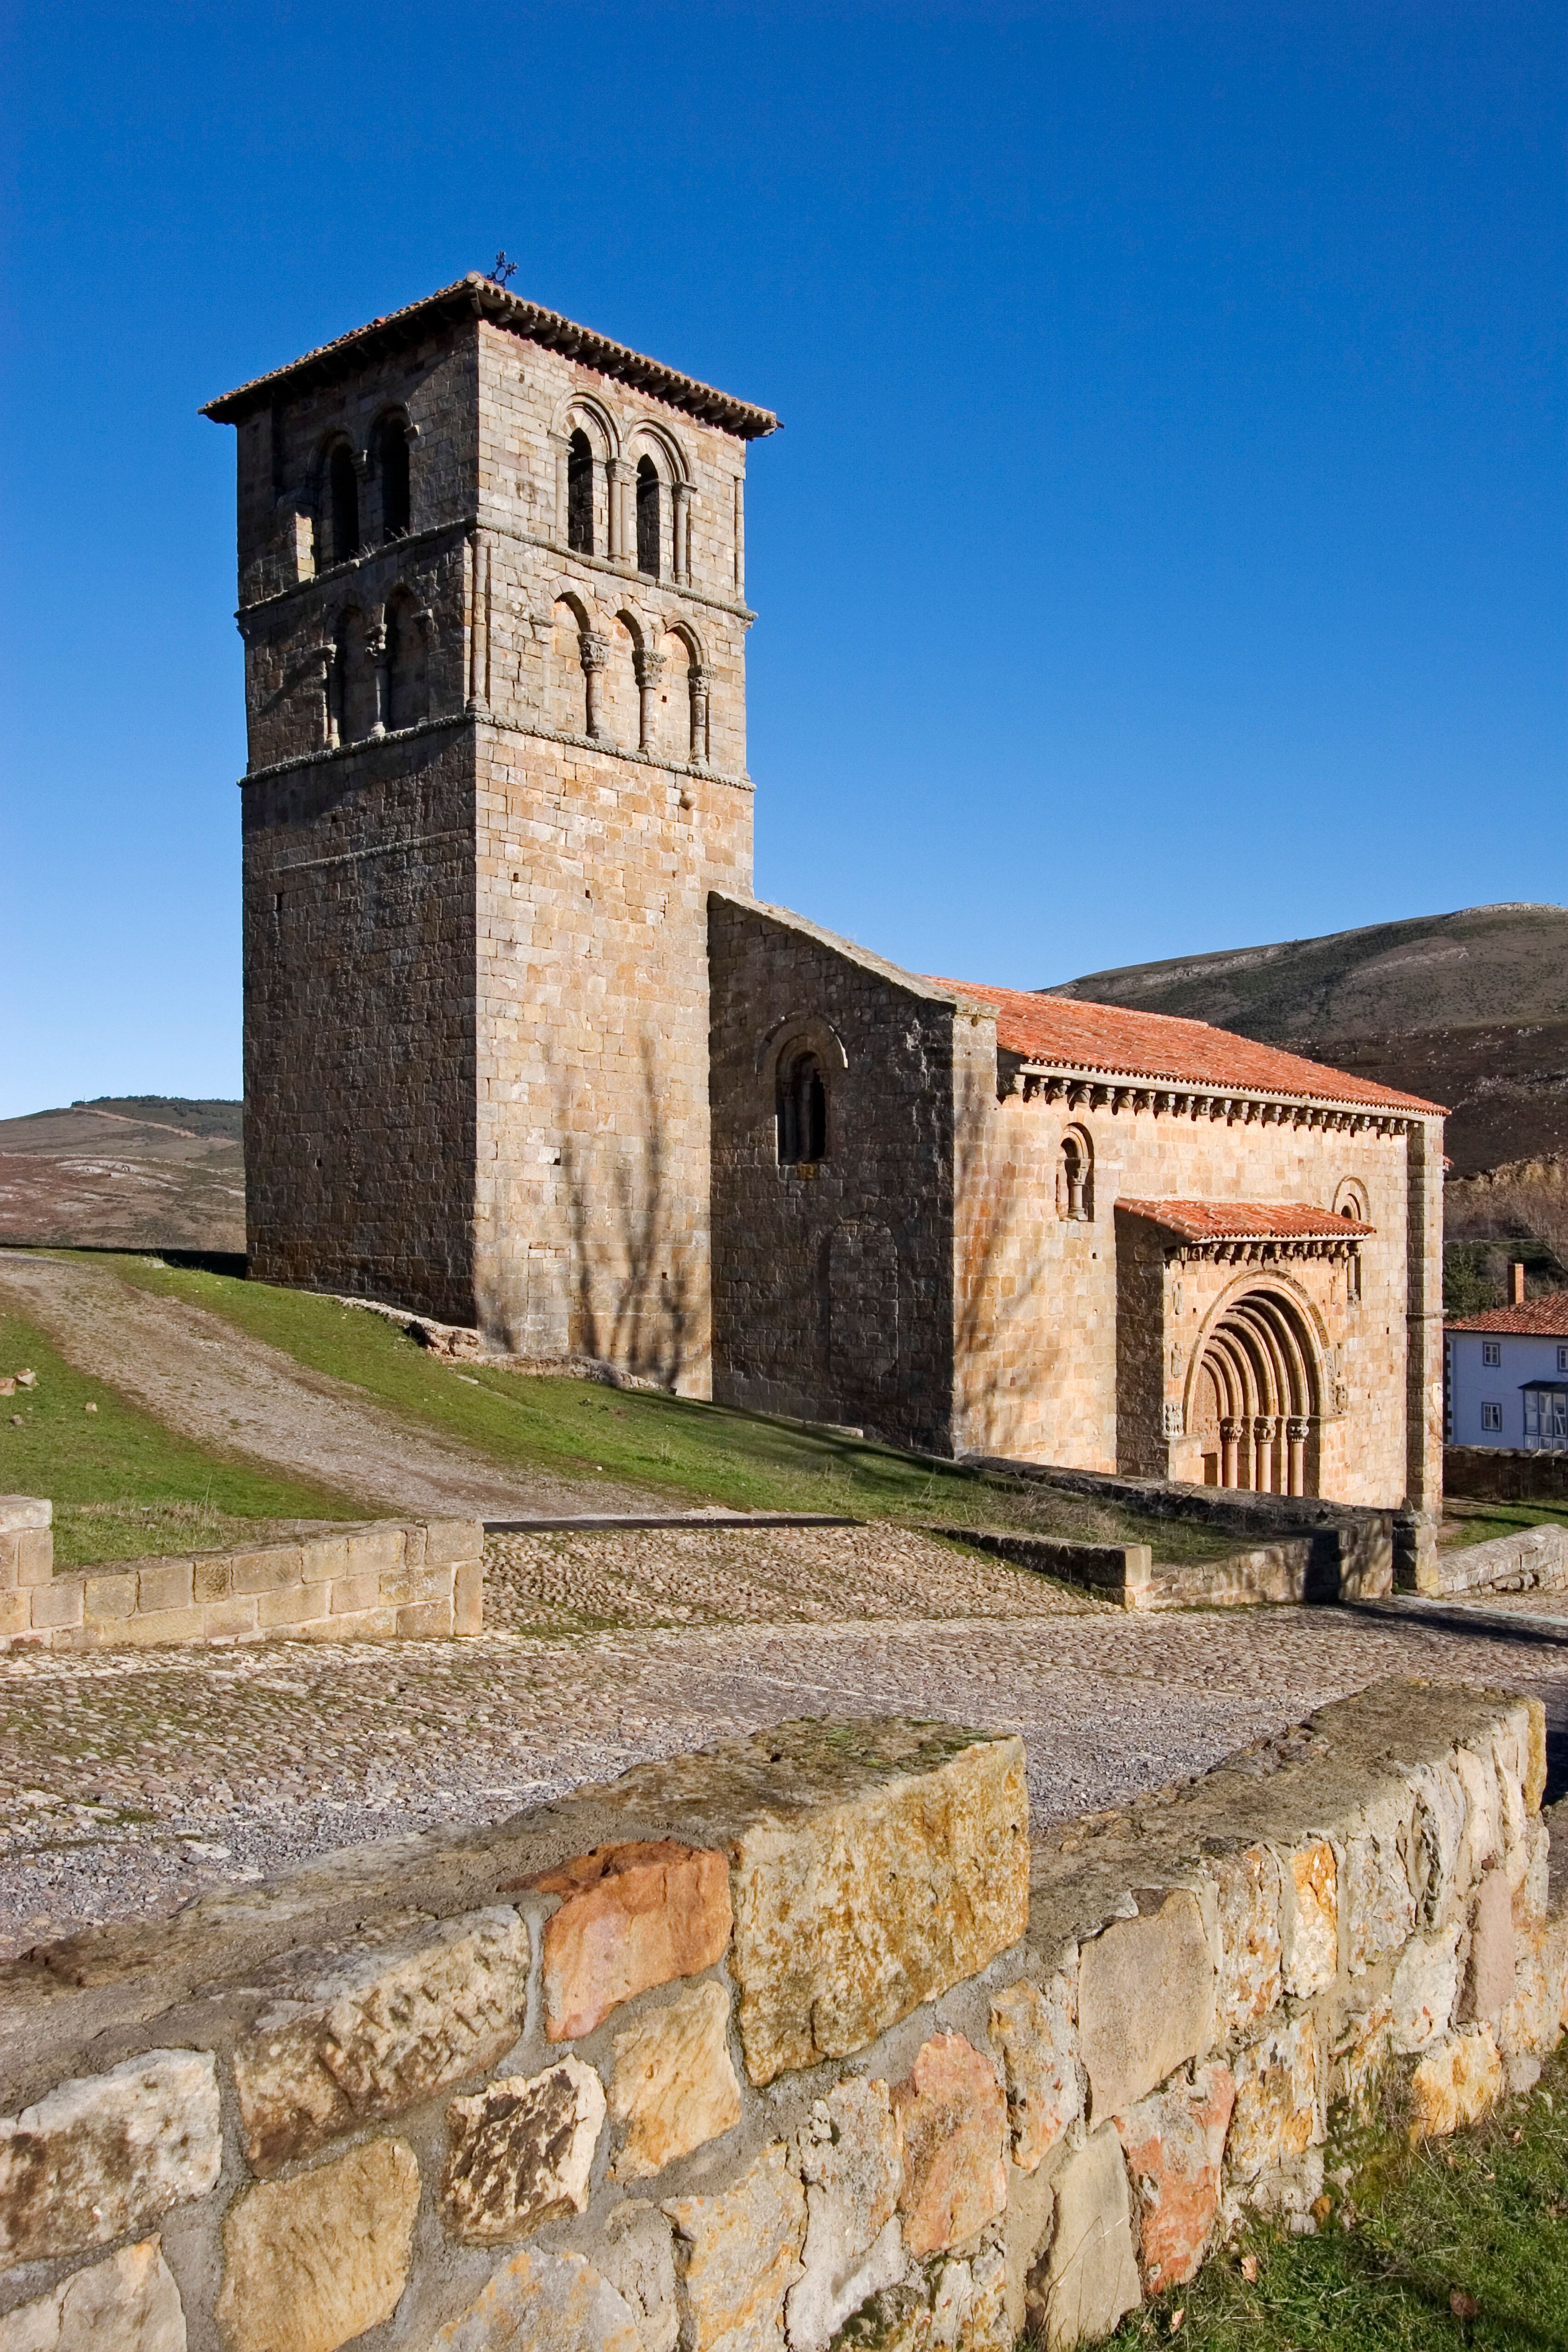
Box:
[201,275,781,441]
[1447,1291,1568,1339]
[1119,1197,1376,1243]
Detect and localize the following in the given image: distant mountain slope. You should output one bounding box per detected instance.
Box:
[0,1098,244,1253]
[1049,904,1568,1177]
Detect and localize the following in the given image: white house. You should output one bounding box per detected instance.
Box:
[1447,1271,1568,1450]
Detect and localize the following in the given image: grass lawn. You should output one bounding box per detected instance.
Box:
[54,1252,1233,1560]
[0,1302,361,1567]
[1443,1496,1568,1551]
[1115,2044,1568,2350]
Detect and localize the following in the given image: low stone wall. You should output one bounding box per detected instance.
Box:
[966,1455,1396,1599]
[1415,1520,1568,1600]
[950,1524,1356,1611]
[1,1683,1563,2352]
[1446,1445,1568,1503]
[0,1499,484,1653]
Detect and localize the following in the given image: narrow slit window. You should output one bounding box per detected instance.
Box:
[636,457,661,578]
[567,431,594,555]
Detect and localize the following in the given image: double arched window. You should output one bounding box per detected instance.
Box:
[777,1049,828,1167]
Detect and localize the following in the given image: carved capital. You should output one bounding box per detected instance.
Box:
[633,650,666,689]
[606,458,633,484]
[579,631,609,673]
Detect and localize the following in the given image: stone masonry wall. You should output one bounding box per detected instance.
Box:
[951,1081,1432,1509]
[230,305,761,1366]
[708,898,963,1451]
[0,1501,484,1655]
[0,1687,1561,2352]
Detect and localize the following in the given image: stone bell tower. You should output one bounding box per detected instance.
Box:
[204,275,778,1385]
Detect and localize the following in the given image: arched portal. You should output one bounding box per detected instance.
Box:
[1190,1287,1321,1496]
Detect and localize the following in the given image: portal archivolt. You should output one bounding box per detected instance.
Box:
[1190,1287,1321,1496]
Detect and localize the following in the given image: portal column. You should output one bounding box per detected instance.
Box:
[1286,1417,1310,1497]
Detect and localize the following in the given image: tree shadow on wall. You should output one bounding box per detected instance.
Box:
[560,1033,697,1390]
[950,1060,1054,1458]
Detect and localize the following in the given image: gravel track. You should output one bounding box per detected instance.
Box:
[0,1251,663,1519]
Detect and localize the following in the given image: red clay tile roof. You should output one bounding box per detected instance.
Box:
[1119,1199,1375,1243]
[202,276,780,438]
[1447,1292,1568,1337]
[921,979,1445,1115]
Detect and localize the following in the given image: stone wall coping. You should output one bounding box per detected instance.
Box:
[0,1497,51,1533]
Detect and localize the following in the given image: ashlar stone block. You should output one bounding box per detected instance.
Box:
[1408,2025,1504,2140]
[0,2238,186,2352]
[664,2141,806,2352]
[0,2049,221,2272]
[893,2033,1007,2259]
[610,1980,741,2182]
[1029,2123,1141,2352]
[429,2248,644,2352]
[1279,1839,1338,1998]
[1207,1845,1282,2038]
[216,2137,419,2352]
[1114,2061,1235,2295]
[787,2076,904,2352]
[988,1975,1082,2174]
[1391,1925,1462,2054]
[232,1906,529,2171]
[1077,1890,1213,2119]
[443,2056,606,2242]
[525,1843,732,2042]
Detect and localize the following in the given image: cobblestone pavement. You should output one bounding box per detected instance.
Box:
[4,1528,1568,1959]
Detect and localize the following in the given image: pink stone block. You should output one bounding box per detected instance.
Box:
[202,1596,259,1639]
[84,1573,136,1622]
[137,1560,195,1614]
[30,1578,84,1631]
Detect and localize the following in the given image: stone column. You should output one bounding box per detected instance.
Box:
[689,664,711,764]
[634,649,664,754]
[1219,1419,1241,1490]
[367,625,389,738]
[580,631,609,740]
[1286,1417,1310,1498]
[607,460,632,565]
[671,482,691,584]
[1252,1415,1278,1493]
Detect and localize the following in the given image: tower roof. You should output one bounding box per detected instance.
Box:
[201,275,781,440]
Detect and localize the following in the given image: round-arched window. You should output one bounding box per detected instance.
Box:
[777,1049,827,1167]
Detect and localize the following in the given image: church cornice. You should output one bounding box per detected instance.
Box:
[1012,1064,1426,1136]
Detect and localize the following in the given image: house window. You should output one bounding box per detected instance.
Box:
[1523,1387,1568,1448]
[1559,1346,1568,1374]
[1481,1402,1502,1432]
[1482,1340,1501,1368]
[777,1048,827,1167]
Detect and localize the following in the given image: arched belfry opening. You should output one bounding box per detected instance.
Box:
[567,430,595,554]
[1192,1288,1320,1496]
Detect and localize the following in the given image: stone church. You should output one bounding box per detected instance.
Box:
[204,278,1444,1513]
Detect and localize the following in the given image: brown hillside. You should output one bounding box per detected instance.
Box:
[0,1099,245,1253]
[1051,904,1568,1178]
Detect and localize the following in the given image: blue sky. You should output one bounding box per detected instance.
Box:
[1,0,1562,1116]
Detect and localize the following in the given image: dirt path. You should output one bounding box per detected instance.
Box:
[0,1251,662,1519]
